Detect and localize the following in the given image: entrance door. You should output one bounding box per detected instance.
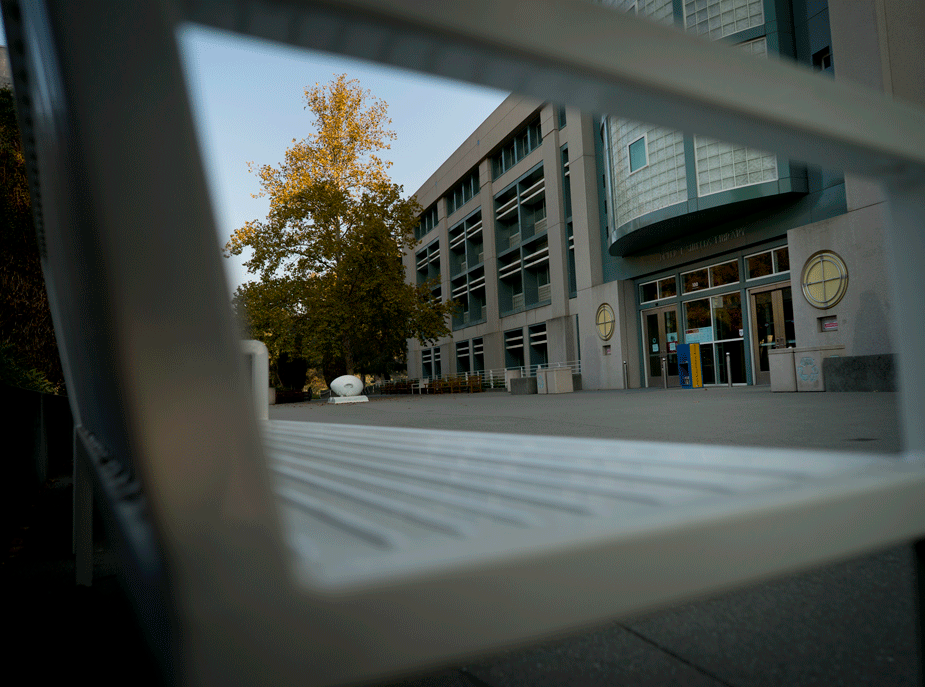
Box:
[750,285,795,385]
[643,305,680,388]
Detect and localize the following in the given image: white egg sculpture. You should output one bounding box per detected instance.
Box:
[330,374,364,397]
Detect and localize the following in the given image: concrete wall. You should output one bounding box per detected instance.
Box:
[784,0,925,361]
[575,279,637,389]
[787,205,892,357]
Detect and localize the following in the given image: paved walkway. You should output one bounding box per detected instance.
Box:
[271,385,902,453]
[271,387,917,687]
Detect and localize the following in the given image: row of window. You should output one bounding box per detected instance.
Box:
[639,247,789,303]
[415,204,439,240]
[491,117,542,180]
[446,168,480,216]
[422,324,550,377]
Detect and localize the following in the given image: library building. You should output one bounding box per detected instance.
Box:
[404,0,921,391]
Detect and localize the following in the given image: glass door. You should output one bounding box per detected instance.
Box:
[750,285,795,385]
[642,305,680,388]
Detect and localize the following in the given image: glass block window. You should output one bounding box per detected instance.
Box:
[629,136,648,173]
[597,0,638,13]
[694,40,778,200]
[684,0,764,39]
[597,0,674,25]
[741,37,767,58]
[637,0,675,25]
[694,136,777,196]
[607,118,687,229]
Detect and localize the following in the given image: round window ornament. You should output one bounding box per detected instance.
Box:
[801,251,848,309]
[596,303,615,341]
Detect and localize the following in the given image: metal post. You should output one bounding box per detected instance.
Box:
[622,360,628,389]
[726,352,733,388]
[661,357,668,389]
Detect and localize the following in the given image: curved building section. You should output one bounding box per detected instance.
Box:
[603,2,804,257]
[605,120,687,233]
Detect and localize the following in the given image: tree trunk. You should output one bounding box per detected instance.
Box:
[343,335,355,376]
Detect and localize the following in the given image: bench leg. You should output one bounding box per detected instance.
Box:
[73,426,93,586]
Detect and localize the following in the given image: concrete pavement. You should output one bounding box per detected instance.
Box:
[271,386,917,686]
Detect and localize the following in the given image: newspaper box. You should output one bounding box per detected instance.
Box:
[677,343,703,389]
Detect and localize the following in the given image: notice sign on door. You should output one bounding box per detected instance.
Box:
[685,327,713,344]
[823,320,838,330]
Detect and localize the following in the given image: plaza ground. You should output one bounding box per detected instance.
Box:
[274,386,916,687]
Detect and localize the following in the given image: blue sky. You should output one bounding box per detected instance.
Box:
[1,18,509,294]
[178,25,509,294]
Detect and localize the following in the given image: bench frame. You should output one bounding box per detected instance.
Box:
[3,1,924,685]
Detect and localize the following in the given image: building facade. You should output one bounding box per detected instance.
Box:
[404,0,923,390]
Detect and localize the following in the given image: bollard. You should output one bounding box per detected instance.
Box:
[726,351,733,387]
[622,360,628,389]
[661,357,668,389]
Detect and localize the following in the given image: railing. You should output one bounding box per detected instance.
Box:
[367,360,583,395]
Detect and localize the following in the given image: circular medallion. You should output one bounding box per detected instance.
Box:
[801,251,848,309]
[596,303,615,341]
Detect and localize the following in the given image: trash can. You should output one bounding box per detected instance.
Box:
[677,343,703,389]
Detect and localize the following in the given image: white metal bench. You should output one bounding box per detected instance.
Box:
[4,1,924,685]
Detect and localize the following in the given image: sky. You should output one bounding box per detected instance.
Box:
[0,17,509,294]
[178,25,509,294]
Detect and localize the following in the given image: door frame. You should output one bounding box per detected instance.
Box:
[641,304,680,388]
[748,282,792,386]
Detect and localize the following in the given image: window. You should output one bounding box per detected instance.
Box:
[709,260,739,287]
[684,0,764,40]
[682,259,739,293]
[491,116,543,179]
[416,240,442,302]
[415,204,439,240]
[745,246,789,279]
[421,347,441,379]
[451,267,486,330]
[628,135,648,173]
[813,47,832,72]
[561,147,572,220]
[446,169,480,216]
[528,323,548,369]
[449,210,484,277]
[682,268,708,293]
[801,251,848,309]
[639,276,677,303]
[504,329,525,369]
[557,105,567,129]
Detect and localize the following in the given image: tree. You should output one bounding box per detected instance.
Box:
[226,75,454,380]
[0,86,64,393]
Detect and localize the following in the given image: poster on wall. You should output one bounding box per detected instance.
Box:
[685,327,713,344]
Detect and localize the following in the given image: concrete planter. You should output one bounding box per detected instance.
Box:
[769,349,796,392]
[504,369,521,392]
[792,345,845,392]
[546,368,574,394]
[509,377,537,395]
